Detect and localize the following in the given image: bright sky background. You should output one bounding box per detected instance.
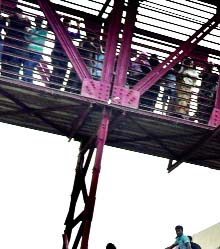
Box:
[0,122,220,249]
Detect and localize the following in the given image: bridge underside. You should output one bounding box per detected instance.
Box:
[1,77,220,171]
[1,0,220,248]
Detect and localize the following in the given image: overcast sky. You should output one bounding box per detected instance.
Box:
[0,122,220,249]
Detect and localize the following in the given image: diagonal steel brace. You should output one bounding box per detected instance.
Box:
[133,13,220,95]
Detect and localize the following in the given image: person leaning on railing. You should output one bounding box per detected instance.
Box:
[66,31,105,93]
[161,67,177,115]
[175,57,199,119]
[1,8,31,79]
[0,14,6,61]
[22,16,47,83]
[195,62,218,124]
[49,17,80,90]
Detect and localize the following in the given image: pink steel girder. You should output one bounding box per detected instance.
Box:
[101,0,124,84]
[62,145,94,249]
[114,0,139,87]
[81,0,124,101]
[62,108,110,249]
[112,0,140,108]
[209,73,220,127]
[133,13,220,96]
[80,108,110,249]
[36,0,91,82]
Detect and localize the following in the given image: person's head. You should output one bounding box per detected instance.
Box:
[106,243,116,249]
[138,51,149,61]
[175,225,183,237]
[206,62,213,73]
[63,17,71,27]
[131,48,137,58]
[35,16,44,28]
[87,31,97,41]
[14,7,23,18]
[188,236,192,242]
[183,57,193,67]
[149,54,160,67]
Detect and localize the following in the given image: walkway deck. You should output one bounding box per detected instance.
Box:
[1,76,220,171]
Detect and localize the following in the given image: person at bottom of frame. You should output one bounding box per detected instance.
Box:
[106,243,116,249]
[165,225,191,249]
[49,18,80,90]
[188,236,201,249]
[22,16,47,83]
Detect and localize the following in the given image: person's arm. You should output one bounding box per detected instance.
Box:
[165,243,177,249]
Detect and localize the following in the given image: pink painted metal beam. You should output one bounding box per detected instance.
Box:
[214,73,220,110]
[111,0,140,108]
[62,234,69,249]
[133,13,220,95]
[101,0,124,84]
[82,0,124,101]
[80,108,110,249]
[114,0,139,87]
[36,0,91,81]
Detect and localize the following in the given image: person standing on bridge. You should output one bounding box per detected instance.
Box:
[1,8,31,79]
[175,57,199,119]
[49,17,80,90]
[22,16,47,83]
[165,225,191,249]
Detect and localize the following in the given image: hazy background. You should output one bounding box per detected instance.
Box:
[0,122,220,249]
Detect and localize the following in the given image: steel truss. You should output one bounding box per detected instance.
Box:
[62,108,110,249]
[31,0,220,248]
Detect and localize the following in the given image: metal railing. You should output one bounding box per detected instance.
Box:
[0,0,220,126]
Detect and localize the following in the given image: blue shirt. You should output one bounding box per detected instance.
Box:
[175,234,190,249]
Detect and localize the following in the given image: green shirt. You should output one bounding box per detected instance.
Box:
[26,28,47,53]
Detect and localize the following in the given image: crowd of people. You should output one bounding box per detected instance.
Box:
[0,7,104,92]
[0,7,219,124]
[128,50,219,124]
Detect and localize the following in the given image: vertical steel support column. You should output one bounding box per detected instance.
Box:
[63,145,85,244]
[62,234,69,249]
[114,0,139,87]
[209,73,220,126]
[61,143,95,249]
[36,0,91,81]
[101,0,124,84]
[81,108,110,249]
[111,0,140,108]
[80,0,124,101]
